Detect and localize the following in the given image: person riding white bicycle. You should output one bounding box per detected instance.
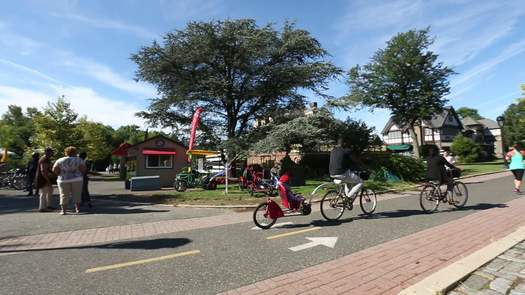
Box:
[329,139,363,200]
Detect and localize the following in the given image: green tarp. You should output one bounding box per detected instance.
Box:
[386,144,412,152]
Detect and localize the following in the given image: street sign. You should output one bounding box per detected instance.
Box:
[289,237,338,252]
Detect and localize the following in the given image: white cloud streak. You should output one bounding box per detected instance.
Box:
[0,23,43,55]
[449,39,525,98]
[0,59,60,84]
[336,0,525,67]
[57,51,156,97]
[0,84,146,128]
[50,12,158,39]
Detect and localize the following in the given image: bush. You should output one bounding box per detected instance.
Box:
[451,135,481,163]
[366,154,425,182]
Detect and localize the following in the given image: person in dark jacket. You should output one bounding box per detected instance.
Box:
[79,152,92,208]
[329,138,362,198]
[426,145,457,200]
[26,152,40,196]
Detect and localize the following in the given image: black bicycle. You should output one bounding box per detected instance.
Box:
[319,171,377,221]
[419,178,468,213]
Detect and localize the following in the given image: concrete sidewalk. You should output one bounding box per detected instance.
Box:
[219,196,525,295]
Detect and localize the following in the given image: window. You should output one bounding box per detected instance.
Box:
[146,155,173,169]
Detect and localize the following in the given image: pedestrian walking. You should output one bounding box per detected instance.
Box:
[52,146,86,215]
[26,152,40,196]
[35,148,55,212]
[79,152,92,208]
[505,143,525,194]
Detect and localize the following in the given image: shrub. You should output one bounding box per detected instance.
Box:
[367,154,425,182]
[451,135,481,163]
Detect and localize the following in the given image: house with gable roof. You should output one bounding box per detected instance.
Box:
[381,106,463,152]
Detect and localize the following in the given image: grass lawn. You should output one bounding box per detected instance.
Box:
[149,179,419,206]
[457,160,505,176]
[117,160,506,206]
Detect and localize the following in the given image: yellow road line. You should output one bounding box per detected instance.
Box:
[266,227,321,240]
[85,250,201,273]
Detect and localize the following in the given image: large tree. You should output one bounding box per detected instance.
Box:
[338,28,454,158]
[33,96,84,154]
[502,97,525,146]
[132,19,340,151]
[77,118,114,162]
[456,107,483,120]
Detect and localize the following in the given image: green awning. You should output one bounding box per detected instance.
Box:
[386,144,412,152]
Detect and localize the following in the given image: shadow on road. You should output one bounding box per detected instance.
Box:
[0,238,192,253]
[359,202,508,220]
[270,202,508,229]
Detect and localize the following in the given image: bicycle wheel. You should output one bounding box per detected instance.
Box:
[420,185,439,213]
[359,188,377,215]
[13,177,25,190]
[451,181,468,208]
[320,190,345,221]
[253,203,276,229]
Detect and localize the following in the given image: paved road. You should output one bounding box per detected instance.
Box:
[0,173,519,295]
[0,189,230,237]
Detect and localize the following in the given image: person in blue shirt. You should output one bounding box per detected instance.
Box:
[506,143,525,194]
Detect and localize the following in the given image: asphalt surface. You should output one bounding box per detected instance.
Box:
[0,189,229,237]
[0,174,519,295]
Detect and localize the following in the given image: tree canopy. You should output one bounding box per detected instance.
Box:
[132,19,341,150]
[456,107,483,120]
[502,98,525,146]
[251,108,379,155]
[0,105,38,156]
[337,28,454,157]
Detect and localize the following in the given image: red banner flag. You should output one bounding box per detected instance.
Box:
[188,107,203,150]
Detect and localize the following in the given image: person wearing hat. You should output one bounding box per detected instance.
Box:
[35,148,55,212]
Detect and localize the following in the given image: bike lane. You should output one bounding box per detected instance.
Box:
[0,173,519,294]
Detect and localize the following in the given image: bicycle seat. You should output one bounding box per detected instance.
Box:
[429,180,441,185]
[333,179,342,185]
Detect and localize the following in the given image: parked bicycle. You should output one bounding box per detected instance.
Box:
[0,169,26,190]
[315,170,377,221]
[419,170,468,213]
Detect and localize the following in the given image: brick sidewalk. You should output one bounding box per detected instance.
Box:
[219,196,525,295]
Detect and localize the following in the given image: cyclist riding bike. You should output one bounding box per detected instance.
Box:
[426,145,458,203]
[329,139,363,199]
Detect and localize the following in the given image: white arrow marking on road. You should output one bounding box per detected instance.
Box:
[251,222,294,230]
[289,237,338,252]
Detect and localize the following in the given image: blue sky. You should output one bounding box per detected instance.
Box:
[0,0,524,134]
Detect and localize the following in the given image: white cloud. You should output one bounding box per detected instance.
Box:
[0,84,146,128]
[0,23,44,55]
[58,51,156,97]
[51,85,146,127]
[158,0,223,21]
[336,0,525,67]
[50,13,158,39]
[450,39,525,94]
[0,59,60,84]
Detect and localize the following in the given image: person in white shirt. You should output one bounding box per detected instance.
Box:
[443,151,456,166]
[52,146,86,215]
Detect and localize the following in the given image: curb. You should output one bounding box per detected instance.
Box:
[399,225,525,295]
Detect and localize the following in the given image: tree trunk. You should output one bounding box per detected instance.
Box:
[408,126,421,158]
